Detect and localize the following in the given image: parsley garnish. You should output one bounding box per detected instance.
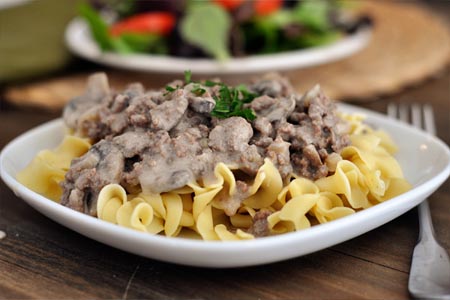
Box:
[164,71,258,121]
[184,70,192,84]
[191,85,206,96]
[204,80,220,87]
[210,83,257,121]
[165,86,177,92]
[164,85,179,96]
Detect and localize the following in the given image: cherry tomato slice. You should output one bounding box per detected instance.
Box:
[254,0,282,16]
[213,0,245,11]
[110,12,176,37]
[214,0,244,10]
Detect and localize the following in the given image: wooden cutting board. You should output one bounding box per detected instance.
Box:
[3,1,450,110]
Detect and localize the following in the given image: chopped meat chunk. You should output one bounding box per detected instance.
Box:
[208,117,253,152]
[291,144,328,180]
[149,90,188,131]
[184,83,216,113]
[63,73,110,131]
[61,139,124,216]
[215,181,249,216]
[247,209,272,237]
[248,95,295,122]
[253,117,273,137]
[249,73,294,98]
[266,137,292,179]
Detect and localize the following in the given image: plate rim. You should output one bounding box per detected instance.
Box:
[64,17,372,74]
[1,103,449,267]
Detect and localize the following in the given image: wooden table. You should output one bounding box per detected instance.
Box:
[1,7,449,300]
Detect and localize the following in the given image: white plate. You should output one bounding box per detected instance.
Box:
[1,104,449,268]
[0,0,31,10]
[65,18,371,75]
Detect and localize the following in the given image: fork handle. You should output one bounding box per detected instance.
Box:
[417,200,436,243]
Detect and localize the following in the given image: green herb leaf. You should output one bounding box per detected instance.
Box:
[204,80,220,87]
[184,70,192,84]
[296,31,341,48]
[219,85,232,102]
[235,84,258,103]
[231,108,257,121]
[165,70,257,121]
[163,85,180,96]
[79,3,167,55]
[191,86,206,96]
[264,10,295,27]
[119,33,167,54]
[180,3,231,60]
[110,36,133,53]
[210,82,257,121]
[165,86,177,92]
[293,1,332,32]
[78,3,112,50]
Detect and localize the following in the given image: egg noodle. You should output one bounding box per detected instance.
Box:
[17,113,411,241]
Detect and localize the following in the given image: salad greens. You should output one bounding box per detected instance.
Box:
[79,3,167,54]
[78,3,112,50]
[245,1,341,54]
[180,3,231,61]
[294,1,332,32]
[80,0,368,60]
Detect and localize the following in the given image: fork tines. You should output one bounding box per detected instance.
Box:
[387,103,436,135]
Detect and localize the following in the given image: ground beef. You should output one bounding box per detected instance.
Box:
[61,73,350,216]
[247,95,295,122]
[266,137,293,179]
[63,73,110,131]
[208,117,253,152]
[215,181,250,216]
[247,209,272,237]
[277,85,350,179]
[249,73,294,98]
[252,116,273,137]
[61,139,125,216]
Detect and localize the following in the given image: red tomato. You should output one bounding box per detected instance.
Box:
[110,12,176,36]
[214,0,245,10]
[254,0,282,16]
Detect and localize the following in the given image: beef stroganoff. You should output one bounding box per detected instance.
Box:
[17,73,411,240]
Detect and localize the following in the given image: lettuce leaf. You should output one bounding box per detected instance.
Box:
[180,3,231,60]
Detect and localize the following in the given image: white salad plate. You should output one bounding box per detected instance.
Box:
[1,104,449,268]
[65,18,371,75]
[0,0,31,10]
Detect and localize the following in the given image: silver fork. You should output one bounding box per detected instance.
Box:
[388,103,450,300]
